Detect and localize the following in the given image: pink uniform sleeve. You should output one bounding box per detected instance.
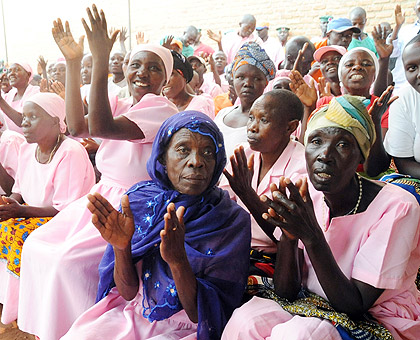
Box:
[352,194,420,289]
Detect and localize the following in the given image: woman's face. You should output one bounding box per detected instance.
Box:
[109,52,125,75]
[403,42,420,94]
[340,50,375,95]
[0,73,12,93]
[233,64,267,105]
[162,70,186,99]
[51,62,66,84]
[81,55,93,85]
[305,127,363,194]
[163,129,216,196]
[126,51,167,103]
[319,51,342,81]
[8,64,30,89]
[21,102,59,144]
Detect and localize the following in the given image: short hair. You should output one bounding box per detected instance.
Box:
[350,7,367,18]
[405,34,420,49]
[264,89,303,121]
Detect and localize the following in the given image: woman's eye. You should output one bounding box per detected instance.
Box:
[261,118,268,124]
[407,65,418,72]
[248,115,254,121]
[203,149,214,156]
[149,65,159,71]
[345,62,354,68]
[362,62,373,67]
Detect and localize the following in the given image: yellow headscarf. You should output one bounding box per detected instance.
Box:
[304,95,376,160]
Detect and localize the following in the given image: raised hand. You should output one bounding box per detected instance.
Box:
[372,25,393,60]
[207,29,222,44]
[318,77,332,98]
[289,70,317,107]
[395,4,405,28]
[82,5,118,59]
[162,35,174,49]
[52,18,85,62]
[292,42,308,73]
[369,85,398,124]
[223,145,254,199]
[87,193,135,250]
[0,196,22,220]
[119,27,128,42]
[37,56,48,73]
[136,31,149,45]
[160,203,187,266]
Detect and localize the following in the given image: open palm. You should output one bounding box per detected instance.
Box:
[52,18,84,61]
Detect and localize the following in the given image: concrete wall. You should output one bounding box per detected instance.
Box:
[0,0,416,69]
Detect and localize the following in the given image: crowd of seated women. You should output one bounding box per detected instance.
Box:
[0,3,419,340]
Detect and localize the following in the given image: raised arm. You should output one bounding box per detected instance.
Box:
[372,25,393,97]
[87,193,138,301]
[207,30,223,51]
[264,178,384,317]
[52,19,89,137]
[160,203,198,323]
[82,5,144,140]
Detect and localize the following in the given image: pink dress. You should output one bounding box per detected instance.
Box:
[16,94,178,340]
[222,183,420,340]
[220,141,308,253]
[199,78,223,98]
[1,84,40,134]
[186,95,215,119]
[0,138,96,323]
[61,261,198,340]
[0,130,25,195]
[222,32,263,63]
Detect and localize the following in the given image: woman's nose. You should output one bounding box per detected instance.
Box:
[188,151,204,168]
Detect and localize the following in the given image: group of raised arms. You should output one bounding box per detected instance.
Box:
[0,2,419,340]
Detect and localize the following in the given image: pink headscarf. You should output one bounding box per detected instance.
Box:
[12,62,33,82]
[129,44,173,82]
[25,93,67,133]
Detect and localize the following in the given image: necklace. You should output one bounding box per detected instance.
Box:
[322,173,363,231]
[36,133,62,164]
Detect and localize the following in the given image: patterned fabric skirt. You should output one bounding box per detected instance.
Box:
[0,217,52,277]
[380,173,420,204]
[259,288,394,340]
[245,249,276,299]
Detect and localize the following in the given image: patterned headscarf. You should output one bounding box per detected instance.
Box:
[233,42,276,82]
[304,95,376,160]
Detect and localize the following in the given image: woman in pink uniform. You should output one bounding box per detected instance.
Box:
[0,92,95,325]
[222,95,420,340]
[0,62,39,133]
[16,6,178,340]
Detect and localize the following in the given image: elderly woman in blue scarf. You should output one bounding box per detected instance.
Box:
[214,42,275,159]
[222,96,420,340]
[61,111,251,340]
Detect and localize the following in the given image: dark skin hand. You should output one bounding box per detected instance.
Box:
[87,194,198,322]
[0,163,14,196]
[223,146,276,242]
[365,85,397,177]
[0,194,58,220]
[261,177,384,317]
[372,25,393,97]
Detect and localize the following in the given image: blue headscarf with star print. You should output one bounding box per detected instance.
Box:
[96,111,251,340]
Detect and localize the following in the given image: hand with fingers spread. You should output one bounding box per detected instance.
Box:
[372,25,393,60]
[395,4,405,28]
[136,31,149,45]
[119,27,128,42]
[162,35,174,49]
[52,18,85,62]
[261,176,320,243]
[82,4,119,59]
[223,145,254,199]
[50,81,66,99]
[207,30,222,44]
[37,56,48,73]
[368,85,398,124]
[87,193,135,250]
[289,70,317,108]
[160,203,187,266]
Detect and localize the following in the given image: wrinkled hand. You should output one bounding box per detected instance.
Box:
[50,81,65,99]
[81,138,100,154]
[52,18,85,62]
[372,25,393,59]
[0,196,22,220]
[82,5,118,59]
[318,77,332,98]
[160,203,187,266]
[289,70,317,107]
[162,35,174,49]
[223,145,254,199]
[136,31,148,45]
[261,177,319,243]
[207,29,222,44]
[368,85,398,124]
[395,4,405,27]
[87,193,135,250]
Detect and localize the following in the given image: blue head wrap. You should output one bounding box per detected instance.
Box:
[96,111,250,339]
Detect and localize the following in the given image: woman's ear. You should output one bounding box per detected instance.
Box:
[287,119,299,134]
